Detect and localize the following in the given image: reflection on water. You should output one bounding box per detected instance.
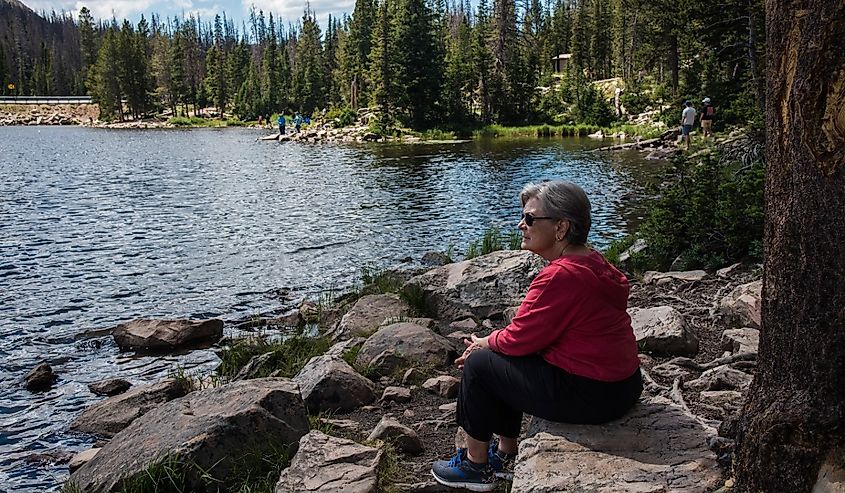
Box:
[0,127,664,491]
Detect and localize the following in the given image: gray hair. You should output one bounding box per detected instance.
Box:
[520,181,591,245]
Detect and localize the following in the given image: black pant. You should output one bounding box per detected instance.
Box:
[457,349,643,442]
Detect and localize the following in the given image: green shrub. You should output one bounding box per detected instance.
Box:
[326,106,358,128]
[216,334,332,379]
[633,137,764,271]
[361,265,404,294]
[464,226,522,260]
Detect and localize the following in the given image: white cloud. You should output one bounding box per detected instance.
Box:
[242,0,353,28]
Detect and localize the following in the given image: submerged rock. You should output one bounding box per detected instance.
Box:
[87,378,131,396]
[25,362,57,391]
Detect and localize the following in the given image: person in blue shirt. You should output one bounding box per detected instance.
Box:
[294,113,302,133]
[278,114,286,135]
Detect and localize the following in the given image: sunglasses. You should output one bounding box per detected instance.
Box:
[521,212,556,226]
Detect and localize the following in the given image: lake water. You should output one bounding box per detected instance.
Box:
[0,126,664,491]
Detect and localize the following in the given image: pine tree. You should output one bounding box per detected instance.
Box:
[345,0,376,107]
[90,28,122,119]
[443,12,474,122]
[291,8,325,114]
[392,0,442,127]
[78,7,98,92]
[368,0,397,122]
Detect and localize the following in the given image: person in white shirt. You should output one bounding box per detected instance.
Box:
[680,100,697,150]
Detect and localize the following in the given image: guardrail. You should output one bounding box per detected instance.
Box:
[0,96,93,104]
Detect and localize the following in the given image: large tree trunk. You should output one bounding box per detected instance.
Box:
[734,1,845,491]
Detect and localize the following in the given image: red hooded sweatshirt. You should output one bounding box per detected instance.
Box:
[488,250,639,382]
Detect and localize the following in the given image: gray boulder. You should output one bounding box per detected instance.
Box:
[70,379,191,437]
[275,430,382,493]
[328,294,410,340]
[112,319,223,351]
[88,379,131,396]
[629,306,699,356]
[70,379,309,493]
[355,323,456,377]
[719,280,762,329]
[512,395,721,492]
[405,250,545,320]
[293,355,376,413]
[368,416,424,454]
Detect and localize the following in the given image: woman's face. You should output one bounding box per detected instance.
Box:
[519,197,567,260]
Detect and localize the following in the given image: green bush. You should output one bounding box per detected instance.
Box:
[216,334,332,379]
[465,227,521,259]
[326,106,358,127]
[632,139,764,271]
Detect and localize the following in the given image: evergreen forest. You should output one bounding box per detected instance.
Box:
[0,0,765,128]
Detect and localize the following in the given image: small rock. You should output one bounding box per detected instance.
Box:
[721,328,760,354]
[87,379,131,396]
[320,418,360,432]
[439,402,457,413]
[368,416,424,454]
[422,375,460,398]
[68,448,100,472]
[421,251,452,266]
[643,270,708,284]
[403,409,415,418]
[716,263,743,278]
[449,318,478,331]
[382,386,412,403]
[26,363,57,391]
[402,368,425,386]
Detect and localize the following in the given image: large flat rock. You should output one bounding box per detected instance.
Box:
[512,395,722,492]
[69,378,309,492]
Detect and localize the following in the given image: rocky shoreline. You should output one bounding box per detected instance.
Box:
[24,248,760,492]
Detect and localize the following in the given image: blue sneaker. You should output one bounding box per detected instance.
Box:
[431,448,496,492]
[488,440,516,481]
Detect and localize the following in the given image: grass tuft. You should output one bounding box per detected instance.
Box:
[216,334,332,380]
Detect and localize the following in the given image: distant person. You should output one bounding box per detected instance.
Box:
[680,100,696,150]
[257,114,263,126]
[699,97,715,138]
[294,113,302,133]
[264,114,270,128]
[278,114,286,135]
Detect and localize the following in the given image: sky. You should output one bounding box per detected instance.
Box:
[22,0,355,30]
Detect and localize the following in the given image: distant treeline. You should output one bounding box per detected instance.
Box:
[0,0,765,127]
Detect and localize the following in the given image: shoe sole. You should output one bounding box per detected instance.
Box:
[431,470,496,492]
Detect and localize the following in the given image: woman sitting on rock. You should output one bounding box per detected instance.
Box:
[431,180,643,491]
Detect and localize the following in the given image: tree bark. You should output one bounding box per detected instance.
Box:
[734,1,845,491]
